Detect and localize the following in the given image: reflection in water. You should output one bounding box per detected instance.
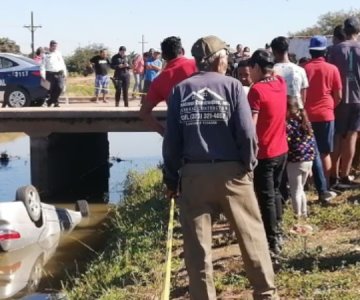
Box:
[0,204,109,300]
[0,233,60,299]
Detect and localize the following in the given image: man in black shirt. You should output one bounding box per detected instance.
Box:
[111,46,131,107]
[90,49,111,103]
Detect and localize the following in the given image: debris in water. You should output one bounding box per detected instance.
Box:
[110,156,126,163]
[0,151,9,166]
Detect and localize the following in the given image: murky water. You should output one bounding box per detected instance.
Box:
[0,133,162,299]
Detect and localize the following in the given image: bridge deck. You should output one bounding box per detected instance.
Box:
[0,105,167,134]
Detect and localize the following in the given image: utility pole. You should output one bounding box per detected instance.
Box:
[24,11,42,57]
[138,34,148,54]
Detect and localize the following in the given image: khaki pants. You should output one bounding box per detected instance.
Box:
[179,162,277,300]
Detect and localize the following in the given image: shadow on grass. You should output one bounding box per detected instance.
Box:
[284,250,360,272]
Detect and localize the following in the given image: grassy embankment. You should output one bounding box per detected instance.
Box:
[64,167,360,300]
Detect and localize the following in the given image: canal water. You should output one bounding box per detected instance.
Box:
[0,132,162,300]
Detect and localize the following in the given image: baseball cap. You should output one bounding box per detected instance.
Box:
[191,35,228,59]
[50,40,57,45]
[344,17,360,33]
[153,48,161,53]
[119,46,126,51]
[309,35,327,50]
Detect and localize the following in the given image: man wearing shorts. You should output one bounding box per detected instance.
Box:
[90,49,111,103]
[329,17,360,188]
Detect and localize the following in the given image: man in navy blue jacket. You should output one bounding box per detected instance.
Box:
[163,35,278,300]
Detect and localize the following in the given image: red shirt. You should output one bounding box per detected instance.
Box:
[248,76,288,159]
[304,57,342,122]
[146,56,197,106]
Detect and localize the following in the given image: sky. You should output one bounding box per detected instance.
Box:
[1,0,360,57]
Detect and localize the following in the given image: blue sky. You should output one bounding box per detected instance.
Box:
[1,0,360,57]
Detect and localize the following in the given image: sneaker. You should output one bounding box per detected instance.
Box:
[329,176,340,188]
[319,190,337,203]
[337,176,360,190]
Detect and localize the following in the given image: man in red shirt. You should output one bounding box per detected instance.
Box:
[248,49,288,258]
[139,36,197,136]
[304,35,342,185]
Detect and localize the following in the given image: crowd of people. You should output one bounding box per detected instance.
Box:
[147,17,359,300]
[26,15,360,299]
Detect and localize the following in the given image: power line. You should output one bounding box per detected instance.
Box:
[23,11,42,57]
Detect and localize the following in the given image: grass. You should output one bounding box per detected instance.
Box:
[63,168,360,299]
[65,75,135,98]
[63,168,170,300]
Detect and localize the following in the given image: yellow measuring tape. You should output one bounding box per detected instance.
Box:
[161,197,175,300]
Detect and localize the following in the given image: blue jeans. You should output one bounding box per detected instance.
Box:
[133,73,141,93]
[312,141,327,195]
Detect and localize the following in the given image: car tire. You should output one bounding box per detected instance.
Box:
[16,185,42,223]
[4,86,31,107]
[75,200,90,217]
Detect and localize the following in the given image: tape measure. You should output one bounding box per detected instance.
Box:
[161,197,175,300]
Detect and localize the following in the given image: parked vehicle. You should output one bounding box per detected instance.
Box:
[0,185,89,252]
[0,53,49,107]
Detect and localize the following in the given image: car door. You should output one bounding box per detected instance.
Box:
[0,56,18,92]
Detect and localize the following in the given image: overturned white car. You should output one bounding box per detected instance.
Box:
[0,185,89,252]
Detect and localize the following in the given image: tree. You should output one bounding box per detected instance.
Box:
[65,43,108,75]
[128,50,136,64]
[0,38,21,53]
[290,9,360,36]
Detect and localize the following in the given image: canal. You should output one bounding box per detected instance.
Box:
[0,132,162,300]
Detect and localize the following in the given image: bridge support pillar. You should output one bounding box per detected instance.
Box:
[30,133,109,202]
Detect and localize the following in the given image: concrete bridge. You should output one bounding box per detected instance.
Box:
[0,106,166,134]
[0,105,167,200]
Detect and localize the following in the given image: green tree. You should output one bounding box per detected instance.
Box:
[290,9,360,36]
[0,37,21,53]
[127,50,136,65]
[65,43,108,75]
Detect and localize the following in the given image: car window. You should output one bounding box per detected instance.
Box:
[0,57,18,69]
[16,55,38,65]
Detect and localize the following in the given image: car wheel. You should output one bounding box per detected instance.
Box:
[16,185,42,223]
[75,200,90,217]
[4,87,31,107]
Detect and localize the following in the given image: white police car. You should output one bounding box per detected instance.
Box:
[0,53,49,107]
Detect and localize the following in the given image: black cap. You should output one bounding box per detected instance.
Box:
[344,17,360,34]
[119,46,126,51]
[50,40,57,45]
